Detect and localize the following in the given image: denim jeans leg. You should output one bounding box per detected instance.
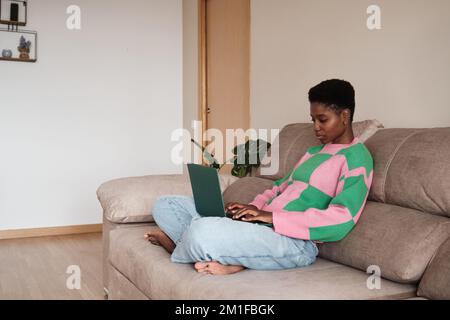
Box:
[171,216,318,270]
[152,195,201,245]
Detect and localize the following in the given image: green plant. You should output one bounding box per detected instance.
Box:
[230,139,271,177]
[191,138,271,178]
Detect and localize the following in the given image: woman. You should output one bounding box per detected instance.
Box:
[145,79,373,275]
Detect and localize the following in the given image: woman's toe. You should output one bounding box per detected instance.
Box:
[194,262,207,270]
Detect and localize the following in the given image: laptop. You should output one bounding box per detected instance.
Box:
[187,163,273,227]
[187,163,229,217]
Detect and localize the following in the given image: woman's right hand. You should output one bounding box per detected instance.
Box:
[225,202,257,216]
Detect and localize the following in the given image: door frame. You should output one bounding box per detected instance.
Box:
[199,0,208,144]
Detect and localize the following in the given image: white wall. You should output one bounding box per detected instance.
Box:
[0,0,183,230]
[251,0,450,130]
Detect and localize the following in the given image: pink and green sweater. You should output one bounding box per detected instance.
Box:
[250,137,373,242]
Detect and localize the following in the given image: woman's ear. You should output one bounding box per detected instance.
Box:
[342,109,350,126]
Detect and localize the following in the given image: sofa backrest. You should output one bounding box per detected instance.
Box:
[365,127,450,218]
[256,119,383,180]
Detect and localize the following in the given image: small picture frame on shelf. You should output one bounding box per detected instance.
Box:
[0,28,36,62]
[0,0,27,26]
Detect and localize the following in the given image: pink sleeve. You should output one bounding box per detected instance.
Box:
[249,182,289,209]
[249,152,312,210]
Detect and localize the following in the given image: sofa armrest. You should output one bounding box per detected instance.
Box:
[97,167,240,224]
[97,172,192,224]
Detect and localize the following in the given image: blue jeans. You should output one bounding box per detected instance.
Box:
[152,195,318,270]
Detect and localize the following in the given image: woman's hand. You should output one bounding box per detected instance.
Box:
[225,202,257,215]
[225,202,273,223]
[232,207,273,224]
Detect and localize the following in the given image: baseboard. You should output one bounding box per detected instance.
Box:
[0,223,103,240]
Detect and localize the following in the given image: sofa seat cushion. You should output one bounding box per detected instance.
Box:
[97,165,239,223]
[417,238,450,300]
[109,226,416,300]
[318,201,450,284]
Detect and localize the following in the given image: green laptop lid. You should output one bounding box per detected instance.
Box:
[187,163,226,217]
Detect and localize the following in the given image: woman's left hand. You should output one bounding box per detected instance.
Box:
[232,208,273,224]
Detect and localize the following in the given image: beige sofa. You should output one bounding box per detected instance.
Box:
[97,120,450,300]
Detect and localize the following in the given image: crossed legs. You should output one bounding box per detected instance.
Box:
[145,196,245,275]
[145,228,244,275]
[145,196,318,275]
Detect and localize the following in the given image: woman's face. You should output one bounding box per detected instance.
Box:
[310,102,348,144]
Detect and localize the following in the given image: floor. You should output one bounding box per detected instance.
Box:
[0,233,104,300]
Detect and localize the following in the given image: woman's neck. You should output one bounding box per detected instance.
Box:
[331,130,355,144]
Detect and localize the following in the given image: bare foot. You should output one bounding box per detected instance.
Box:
[144,229,176,254]
[194,261,245,275]
[144,232,161,246]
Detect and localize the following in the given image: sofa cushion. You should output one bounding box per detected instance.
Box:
[109,225,417,300]
[223,177,274,205]
[97,173,191,223]
[97,166,239,223]
[365,128,450,218]
[318,201,450,283]
[108,264,149,300]
[256,120,383,181]
[417,238,450,300]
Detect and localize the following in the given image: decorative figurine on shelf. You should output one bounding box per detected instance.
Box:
[2,49,13,58]
[17,36,31,60]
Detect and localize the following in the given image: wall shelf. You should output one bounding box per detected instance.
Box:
[0,28,37,62]
[0,19,25,26]
[0,56,35,62]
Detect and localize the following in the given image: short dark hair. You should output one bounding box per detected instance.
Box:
[308,79,355,122]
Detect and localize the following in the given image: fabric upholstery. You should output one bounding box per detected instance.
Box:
[108,264,149,300]
[318,201,450,283]
[256,120,383,181]
[97,173,191,224]
[222,177,274,206]
[108,225,417,300]
[417,238,450,299]
[365,128,450,218]
[102,217,154,292]
[364,128,421,202]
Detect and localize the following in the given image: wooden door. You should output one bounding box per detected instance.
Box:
[200,0,250,172]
